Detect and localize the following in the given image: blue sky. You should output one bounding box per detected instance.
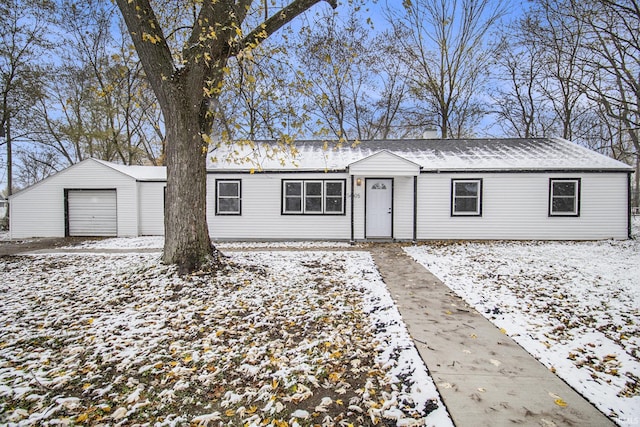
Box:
[0,0,531,195]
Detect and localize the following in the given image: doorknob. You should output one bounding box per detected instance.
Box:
[388,209,392,214]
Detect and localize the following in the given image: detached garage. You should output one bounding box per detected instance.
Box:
[9,158,166,239]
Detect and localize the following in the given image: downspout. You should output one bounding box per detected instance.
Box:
[629,171,633,239]
[350,174,355,244]
[413,175,418,244]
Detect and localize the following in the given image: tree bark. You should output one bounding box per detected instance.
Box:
[115,0,337,272]
[162,89,216,272]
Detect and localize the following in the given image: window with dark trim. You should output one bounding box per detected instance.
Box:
[549,178,580,216]
[282,179,345,215]
[216,179,241,215]
[451,179,482,216]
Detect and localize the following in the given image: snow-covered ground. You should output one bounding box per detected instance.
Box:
[1,216,638,425]
[67,237,351,250]
[405,238,640,425]
[0,251,451,426]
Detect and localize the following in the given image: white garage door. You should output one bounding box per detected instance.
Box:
[66,189,117,236]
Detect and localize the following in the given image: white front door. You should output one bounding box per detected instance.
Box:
[366,179,392,238]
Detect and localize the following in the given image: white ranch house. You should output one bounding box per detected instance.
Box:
[9,138,634,241]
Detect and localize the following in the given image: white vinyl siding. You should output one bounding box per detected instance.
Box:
[392,177,415,240]
[417,173,628,240]
[208,174,350,240]
[67,190,117,236]
[138,182,165,235]
[349,150,421,176]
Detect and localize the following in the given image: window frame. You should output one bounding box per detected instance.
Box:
[549,178,581,217]
[282,179,346,215]
[324,180,345,214]
[215,179,241,215]
[451,179,483,217]
[304,181,324,213]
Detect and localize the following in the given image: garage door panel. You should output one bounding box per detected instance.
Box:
[67,190,117,236]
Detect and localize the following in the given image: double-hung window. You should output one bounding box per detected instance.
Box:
[549,178,580,216]
[216,180,241,215]
[282,179,345,214]
[325,181,344,213]
[451,179,482,216]
[304,181,323,213]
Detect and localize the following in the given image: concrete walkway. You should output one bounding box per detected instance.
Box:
[369,246,614,427]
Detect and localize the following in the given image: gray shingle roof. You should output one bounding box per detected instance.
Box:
[207,138,633,172]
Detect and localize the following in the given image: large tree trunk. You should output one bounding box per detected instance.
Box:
[115,0,337,273]
[162,91,216,273]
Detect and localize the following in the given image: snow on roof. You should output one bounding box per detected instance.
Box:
[93,158,166,181]
[207,137,633,172]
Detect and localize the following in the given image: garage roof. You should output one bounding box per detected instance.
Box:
[93,159,166,181]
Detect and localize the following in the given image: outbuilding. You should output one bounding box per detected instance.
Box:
[9,158,166,238]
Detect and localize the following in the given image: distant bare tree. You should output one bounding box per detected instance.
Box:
[387,0,507,138]
[575,0,639,204]
[33,2,164,168]
[513,0,640,204]
[14,149,61,188]
[295,9,377,141]
[491,30,550,138]
[0,0,51,200]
